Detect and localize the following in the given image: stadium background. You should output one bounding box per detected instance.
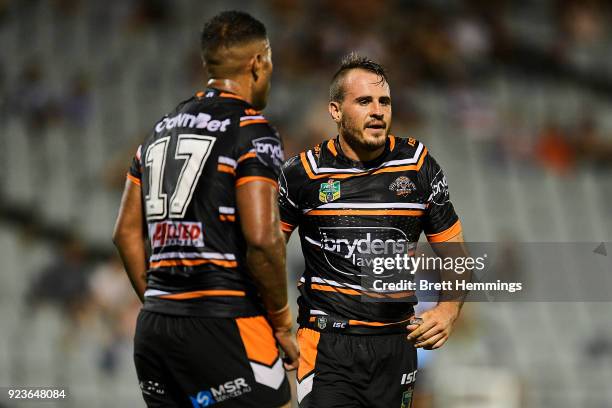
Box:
[0,0,611,406]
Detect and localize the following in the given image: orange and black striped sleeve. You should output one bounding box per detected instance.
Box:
[126,145,143,186]
[234,116,283,189]
[278,156,302,234]
[419,152,461,242]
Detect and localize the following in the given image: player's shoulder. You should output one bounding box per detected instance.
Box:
[281,139,326,178]
[391,135,431,167]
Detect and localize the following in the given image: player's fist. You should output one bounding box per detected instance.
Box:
[406,303,460,350]
[274,329,299,371]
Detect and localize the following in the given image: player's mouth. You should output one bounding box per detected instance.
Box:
[365,122,386,130]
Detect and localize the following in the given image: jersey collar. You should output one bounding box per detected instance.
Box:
[329,135,396,169]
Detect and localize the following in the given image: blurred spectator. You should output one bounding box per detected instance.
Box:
[535,121,576,174]
[89,254,140,375]
[26,235,92,324]
[61,72,92,129]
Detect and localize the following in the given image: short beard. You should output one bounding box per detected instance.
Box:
[339,116,388,152]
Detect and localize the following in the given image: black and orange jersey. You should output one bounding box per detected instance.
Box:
[279,135,461,330]
[127,88,284,317]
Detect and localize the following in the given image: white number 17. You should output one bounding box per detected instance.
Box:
[144,134,216,220]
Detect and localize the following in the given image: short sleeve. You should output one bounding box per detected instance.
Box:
[235,116,283,188]
[420,153,461,242]
[126,145,142,186]
[278,157,301,233]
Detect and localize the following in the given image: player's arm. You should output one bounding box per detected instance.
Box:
[236,180,298,370]
[408,231,470,349]
[407,150,468,349]
[112,178,147,302]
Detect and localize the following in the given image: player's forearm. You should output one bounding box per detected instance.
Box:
[113,235,147,302]
[431,233,471,311]
[246,233,289,314]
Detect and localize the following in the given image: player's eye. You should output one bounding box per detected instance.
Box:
[358,98,370,105]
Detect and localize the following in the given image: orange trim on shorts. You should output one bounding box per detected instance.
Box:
[217,164,236,175]
[297,328,320,381]
[307,316,413,327]
[240,119,268,127]
[311,284,361,296]
[326,139,338,156]
[306,209,424,217]
[219,214,236,222]
[426,220,462,243]
[150,259,238,268]
[237,151,257,163]
[235,176,278,188]
[126,173,141,186]
[158,289,245,300]
[236,316,279,366]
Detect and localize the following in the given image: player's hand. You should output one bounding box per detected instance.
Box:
[275,329,299,371]
[406,303,460,350]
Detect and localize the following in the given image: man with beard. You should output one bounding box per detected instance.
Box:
[113,11,297,407]
[279,54,467,407]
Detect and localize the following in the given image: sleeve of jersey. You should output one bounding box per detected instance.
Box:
[234,118,283,189]
[126,145,143,186]
[420,153,461,243]
[278,159,301,234]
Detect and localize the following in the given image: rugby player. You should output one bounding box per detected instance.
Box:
[279,54,467,407]
[113,11,297,408]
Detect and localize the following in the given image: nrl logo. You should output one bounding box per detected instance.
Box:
[316,316,327,330]
[389,176,416,197]
[319,179,341,203]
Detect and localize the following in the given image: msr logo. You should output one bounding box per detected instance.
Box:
[189,378,251,407]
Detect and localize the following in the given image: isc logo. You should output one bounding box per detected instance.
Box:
[400,370,418,385]
[333,322,346,329]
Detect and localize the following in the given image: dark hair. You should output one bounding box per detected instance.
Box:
[201,11,267,63]
[329,53,388,102]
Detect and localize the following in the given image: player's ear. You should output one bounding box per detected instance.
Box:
[329,101,341,123]
[251,54,262,82]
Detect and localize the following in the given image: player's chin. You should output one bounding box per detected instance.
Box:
[362,128,387,147]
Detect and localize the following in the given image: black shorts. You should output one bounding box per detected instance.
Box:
[296,327,418,408]
[134,310,291,407]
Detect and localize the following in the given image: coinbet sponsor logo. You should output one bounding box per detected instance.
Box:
[189,378,251,407]
[319,227,414,277]
[149,221,204,248]
[252,136,284,168]
[155,113,231,133]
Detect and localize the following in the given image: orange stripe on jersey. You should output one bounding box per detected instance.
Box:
[235,176,278,188]
[326,139,338,156]
[217,164,236,175]
[236,316,279,366]
[237,151,257,163]
[240,119,268,127]
[297,328,320,381]
[280,221,295,232]
[126,173,141,186]
[219,214,236,222]
[306,209,424,216]
[158,289,245,300]
[311,284,413,299]
[219,92,246,101]
[426,220,462,243]
[195,91,205,98]
[370,147,428,175]
[389,135,396,151]
[300,146,428,180]
[150,259,238,268]
[311,284,361,296]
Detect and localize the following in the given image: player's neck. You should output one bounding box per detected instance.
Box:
[338,134,386,163]
[207,78,252,104]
